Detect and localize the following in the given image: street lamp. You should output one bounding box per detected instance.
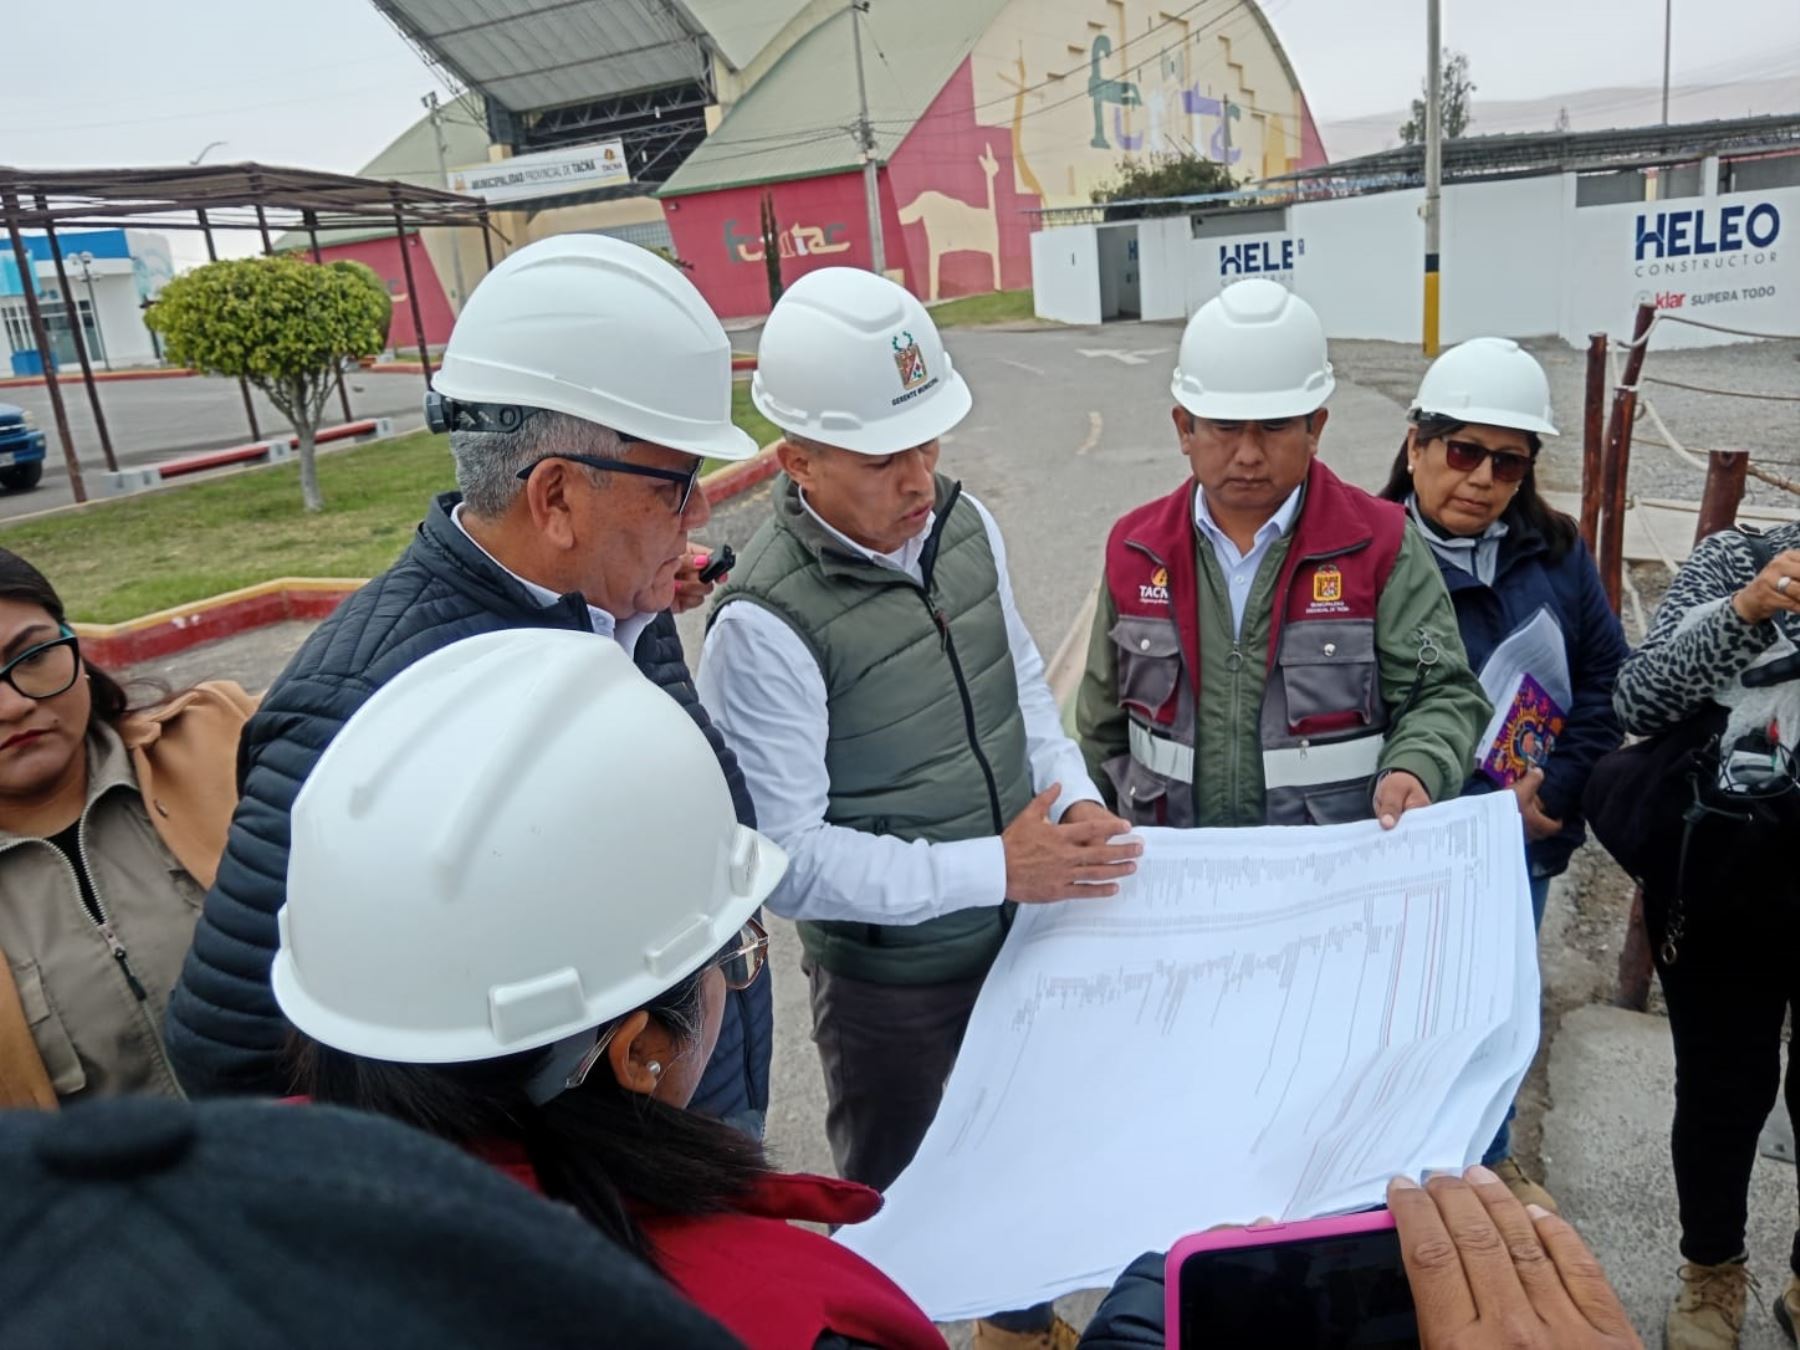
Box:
[69,252,109,372]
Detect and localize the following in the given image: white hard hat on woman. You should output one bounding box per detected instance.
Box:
[272,628,787,1101]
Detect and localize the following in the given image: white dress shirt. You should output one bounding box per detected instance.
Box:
[452,504,654,656]
[697,491,1103,926]
[1193,483,1305,638]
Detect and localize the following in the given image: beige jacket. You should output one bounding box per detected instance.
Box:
[0,682,254,1104]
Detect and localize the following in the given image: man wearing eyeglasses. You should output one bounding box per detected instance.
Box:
[166,235,777,1135]
[1074,279,1489,834]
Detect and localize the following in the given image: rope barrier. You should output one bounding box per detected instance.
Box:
[1608,310,1800,351]
[1641,373,1800,403]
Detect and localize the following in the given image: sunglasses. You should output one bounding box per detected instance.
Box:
[0,629,81,701]
[1441,439,1535,484]
[559,917,771,1095]
[515,451,703,516]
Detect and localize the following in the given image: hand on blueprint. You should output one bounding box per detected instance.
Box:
[1388,1170,1641,1350]
[1002,786,1140,902]
[1508,768,1564,843]
[1374,770,1432,830]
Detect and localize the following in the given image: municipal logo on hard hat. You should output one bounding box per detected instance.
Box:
[1312,564,1343,604]
[893,332,928,391]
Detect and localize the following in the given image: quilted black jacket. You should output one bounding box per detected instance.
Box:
[164,493,772,1121]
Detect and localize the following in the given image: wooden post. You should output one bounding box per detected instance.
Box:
[1579,333,1606,553]
[197,207,260,441]
[1614,886,1655,1011]
[304,210,354,424]
[1694,449,1749,544]
[392,195,433,388]
[3,192,85,502]
[38,201,118,472]
[1597,303,1657,613]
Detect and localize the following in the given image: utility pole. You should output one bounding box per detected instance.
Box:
[423,91,470,310]
[1422,0,1442,356]
[849,1,887,276]
[1660,0,1673,124]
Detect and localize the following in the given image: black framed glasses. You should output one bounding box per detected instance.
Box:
[1441,439,1535,484]
[0,630,81,701]
[709,916,769,992]
[516,452,703,516]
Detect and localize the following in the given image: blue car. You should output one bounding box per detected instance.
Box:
[0,402,46,493]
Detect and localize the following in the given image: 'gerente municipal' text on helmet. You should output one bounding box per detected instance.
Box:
[1170,278,1335,422]
[271,630,787,1071]
[1410,336,1560,438]
[752,267,973,456]
[431,234,758,461]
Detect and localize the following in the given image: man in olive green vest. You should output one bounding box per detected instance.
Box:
[697,268,1138,1350]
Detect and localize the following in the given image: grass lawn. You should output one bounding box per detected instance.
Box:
[4,381,779,625]
[927,288,1037,328]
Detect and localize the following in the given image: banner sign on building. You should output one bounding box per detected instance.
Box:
[450,141,630,204]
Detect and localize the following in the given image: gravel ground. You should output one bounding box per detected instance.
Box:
[1329,336,1800,511]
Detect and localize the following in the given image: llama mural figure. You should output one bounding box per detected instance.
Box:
[897,144,1001,301]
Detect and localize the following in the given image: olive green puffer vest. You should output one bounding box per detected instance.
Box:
[712,473,1032,984]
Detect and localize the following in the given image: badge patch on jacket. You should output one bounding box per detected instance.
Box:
[1138,565,1171,606]
[1305,563,1351,615]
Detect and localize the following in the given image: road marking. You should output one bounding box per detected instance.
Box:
[1046,577,1101,710]
[1075,347,1168,366]
[1075,411,1102,457]
[995,357,1046,377]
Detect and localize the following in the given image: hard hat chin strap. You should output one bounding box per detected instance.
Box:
[424,391,546,437]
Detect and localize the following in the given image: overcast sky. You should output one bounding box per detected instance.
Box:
[3,2,1795,177]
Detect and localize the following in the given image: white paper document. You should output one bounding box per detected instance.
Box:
[1473,606,1571,766]
[835,794,1539,1321]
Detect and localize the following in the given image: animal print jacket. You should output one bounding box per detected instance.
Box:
[1614,521,1800,736]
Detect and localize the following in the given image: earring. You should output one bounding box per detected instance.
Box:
[646,1061,662,1078]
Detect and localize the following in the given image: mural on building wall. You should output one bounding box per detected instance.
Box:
[962,0,1325,207]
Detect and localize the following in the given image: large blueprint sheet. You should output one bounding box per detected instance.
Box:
[836,794,1539,1321]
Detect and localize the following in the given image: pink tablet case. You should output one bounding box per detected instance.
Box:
[1163,1209,1398,1350]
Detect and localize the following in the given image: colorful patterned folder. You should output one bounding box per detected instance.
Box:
[1480,671,1567,788]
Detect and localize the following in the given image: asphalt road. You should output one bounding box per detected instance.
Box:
[0,369,431,520]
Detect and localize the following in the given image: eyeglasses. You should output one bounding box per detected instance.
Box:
[709,916,769,992]
[0,630,81,701]
[515,452,703,516]
[1441,439,1535,484]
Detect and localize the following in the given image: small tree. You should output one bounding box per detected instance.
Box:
[1400,50,1476,144]
[1091,153,1238,218]
[146,256,388,512]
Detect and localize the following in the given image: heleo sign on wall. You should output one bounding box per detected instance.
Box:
[450,141,630,205]
[1630,199,1782,312]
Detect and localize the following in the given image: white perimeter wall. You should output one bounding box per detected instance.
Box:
[1031,225,1101,325]
[1033,170,1797,351]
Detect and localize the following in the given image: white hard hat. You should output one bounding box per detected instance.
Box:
[272,630,786,1068]
[1171,279,1335,420]
[751,267,972,456]
[432,234,757,461]
[1411,337,1559,437]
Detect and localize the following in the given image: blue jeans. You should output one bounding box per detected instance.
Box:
[1483,873,1553,1166]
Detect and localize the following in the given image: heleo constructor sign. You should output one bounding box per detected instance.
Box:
[450,141,630,205]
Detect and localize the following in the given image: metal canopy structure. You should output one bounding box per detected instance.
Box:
[0,163,492,503]
[371,0,718,176]
[1268,113,1800,189]
[373,0,712,112]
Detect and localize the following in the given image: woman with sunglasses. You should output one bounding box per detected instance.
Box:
[276,630,946,1350]
[1378,339,1628,1208]
[0,548,253,1105]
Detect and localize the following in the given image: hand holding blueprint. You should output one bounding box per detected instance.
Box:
[836,793,1538,1321]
